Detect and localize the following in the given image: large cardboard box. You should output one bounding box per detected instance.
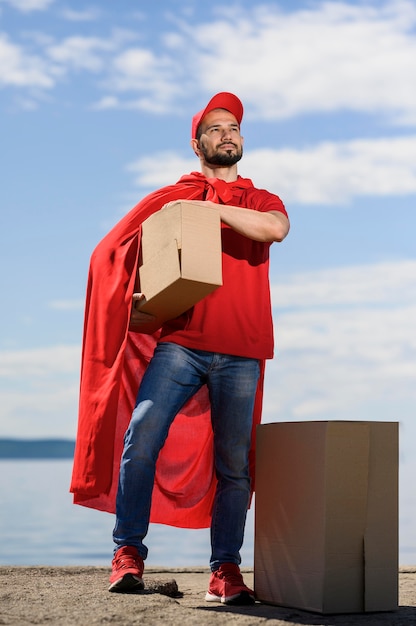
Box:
[254,421,398,614]
[131,200,222,334]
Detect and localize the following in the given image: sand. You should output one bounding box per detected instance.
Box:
[1,566,415,625]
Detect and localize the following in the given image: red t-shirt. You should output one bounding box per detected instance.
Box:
[159,182,287,360]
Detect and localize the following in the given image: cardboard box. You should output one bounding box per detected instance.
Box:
[254,421,398,614]
[131,200,222,334]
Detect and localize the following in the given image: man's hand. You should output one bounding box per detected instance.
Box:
[130,293,156,325]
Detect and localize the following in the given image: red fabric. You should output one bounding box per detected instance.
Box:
[70,172,277,528]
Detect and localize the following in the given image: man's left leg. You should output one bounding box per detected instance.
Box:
[205,354,260,605]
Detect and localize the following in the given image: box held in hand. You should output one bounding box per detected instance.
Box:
[132,200,222,334]
[254,421,398,614]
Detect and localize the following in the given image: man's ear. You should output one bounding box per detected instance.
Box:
[190,138,200,157]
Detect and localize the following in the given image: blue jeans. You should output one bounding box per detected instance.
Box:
[113,341,260,571]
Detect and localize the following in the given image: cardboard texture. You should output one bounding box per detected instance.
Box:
[131,200,222,334]
[254,421,398,614]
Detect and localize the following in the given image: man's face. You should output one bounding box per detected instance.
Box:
[197,109,243,166]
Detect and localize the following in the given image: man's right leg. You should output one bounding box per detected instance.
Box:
[110,342,204,591]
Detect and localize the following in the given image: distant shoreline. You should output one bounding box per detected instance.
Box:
[0,439,75,459]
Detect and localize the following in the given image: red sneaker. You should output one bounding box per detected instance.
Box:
[205,563,255,605]
[108,546,144,593]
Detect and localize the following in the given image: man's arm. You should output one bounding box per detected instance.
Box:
[218,205,290,242]
[188,199,289,242]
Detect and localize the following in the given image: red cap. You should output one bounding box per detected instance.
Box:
[191,92,243,139]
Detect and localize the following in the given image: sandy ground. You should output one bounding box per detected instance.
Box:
[1,566,415,626]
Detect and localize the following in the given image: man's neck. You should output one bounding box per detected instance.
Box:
[199,162,239,182]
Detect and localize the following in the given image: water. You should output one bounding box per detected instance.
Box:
[1,460,414,568]
[0,460,254,567]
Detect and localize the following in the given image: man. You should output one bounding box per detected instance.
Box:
[70,92,289,605]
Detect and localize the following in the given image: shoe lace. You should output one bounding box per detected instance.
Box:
[114,551,141,572]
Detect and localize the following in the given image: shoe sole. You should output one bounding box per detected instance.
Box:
[205,590,255,605]
[109,574,144,593]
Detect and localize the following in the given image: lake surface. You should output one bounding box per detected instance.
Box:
[0,460,254,567]
[1,460,414,568]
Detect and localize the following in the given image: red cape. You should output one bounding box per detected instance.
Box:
[70,172,265,528]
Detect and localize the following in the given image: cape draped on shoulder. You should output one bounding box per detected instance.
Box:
[70,172,265,528]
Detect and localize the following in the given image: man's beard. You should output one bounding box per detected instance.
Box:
[199,142,243,166]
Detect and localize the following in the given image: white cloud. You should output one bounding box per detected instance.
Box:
[91,95,120,110]
[271,260,416,307]
[0,33,55,88]
[0,0,54,11]
[101,47,180,112]
[0,345,81,438]
[48,299,84,311]
[0,344,80,377]
[240,136,416,203]
[0,383,79,438]
[265,302,416,422]
[3,1,416,124]
[94,1,416,124]
[0,29,136,94]
[173,0,416,125]
[60,7,101,22]
[126,152,197,189]
[264,259,416,427]
[127,136,416,203]
[46,35,117,72]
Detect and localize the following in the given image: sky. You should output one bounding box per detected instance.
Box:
[0,0,415,564]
